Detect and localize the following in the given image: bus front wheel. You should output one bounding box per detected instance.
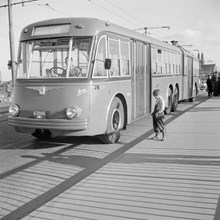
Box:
[98,97,124,144]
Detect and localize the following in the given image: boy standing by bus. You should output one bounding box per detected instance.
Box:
[151,89,166,141]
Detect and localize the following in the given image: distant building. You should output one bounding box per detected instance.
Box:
[199,52,217,81]
[201,63,217,75]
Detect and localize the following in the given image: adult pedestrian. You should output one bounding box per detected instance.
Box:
[206,75,213,97]
[150,89,166,141]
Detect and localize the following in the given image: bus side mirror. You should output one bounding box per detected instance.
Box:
[104,58,111,69]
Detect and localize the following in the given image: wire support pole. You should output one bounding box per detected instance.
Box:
[8,0,16,86]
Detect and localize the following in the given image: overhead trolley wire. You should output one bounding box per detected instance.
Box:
[103,0,148,27]
[0,0,38,8]
[36,2,71,17]
[89,0,170,38]
[88,0,140,28]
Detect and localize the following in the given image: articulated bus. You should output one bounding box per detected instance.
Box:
[8,17,199,143]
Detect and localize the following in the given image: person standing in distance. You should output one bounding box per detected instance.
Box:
[206,75,213,97]
[151,89,166,141]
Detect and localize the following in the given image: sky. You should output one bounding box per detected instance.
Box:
[0,0,220,81]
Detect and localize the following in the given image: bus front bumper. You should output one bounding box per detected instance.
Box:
[8,116,88,132]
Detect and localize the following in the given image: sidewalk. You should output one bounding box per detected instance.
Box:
[13,94,218,220]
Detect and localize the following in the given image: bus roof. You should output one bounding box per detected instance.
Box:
[20,17,181,52]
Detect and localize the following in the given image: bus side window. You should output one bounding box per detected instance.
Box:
[152,47,157,74]
[93,37,108,77]
[120,41,130,76]
[109,38,120,77]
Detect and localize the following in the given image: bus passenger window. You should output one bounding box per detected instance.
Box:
[109,38,120,76]
[120,41,130,76]
[152,48,157,74]
[93,37,108,77]
[120,60,129,76]
[157,49,162,74]
[110,60,120,76]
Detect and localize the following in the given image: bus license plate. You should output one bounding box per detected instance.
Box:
[33,110,46,119]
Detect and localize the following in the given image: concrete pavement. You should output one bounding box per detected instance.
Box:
[2,94,220,220]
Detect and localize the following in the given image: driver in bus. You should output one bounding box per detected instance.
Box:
[64,57,81,77]
[45,57,81,77]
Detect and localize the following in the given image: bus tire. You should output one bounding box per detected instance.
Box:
[189,97,195,102]
[189,85,197,102]
[172,90,179,112]
[32,129,52,140]
[99,97,124,144]
[164,92,172,115]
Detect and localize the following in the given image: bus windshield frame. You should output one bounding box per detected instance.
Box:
[16,37,93,79]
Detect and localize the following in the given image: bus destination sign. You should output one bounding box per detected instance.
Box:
[32,24,70,36]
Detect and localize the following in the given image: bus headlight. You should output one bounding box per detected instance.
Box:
[9,104,20,117]
[66,107,81,119]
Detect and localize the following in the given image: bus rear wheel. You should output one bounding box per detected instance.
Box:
[32,129,52,140]
[164,89,172,115]
[172,89,179,112]
[189,86,197,102]
[99,97,124,144]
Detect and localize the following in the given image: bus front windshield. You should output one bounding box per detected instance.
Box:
[17,37,92,79]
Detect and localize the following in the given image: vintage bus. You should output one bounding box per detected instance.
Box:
[8,17,199,143]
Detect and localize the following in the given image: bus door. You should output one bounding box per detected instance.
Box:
[187,57,193,97]
[131,41,151,121]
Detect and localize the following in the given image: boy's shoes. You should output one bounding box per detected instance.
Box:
[149,131,166,141]
[151,136,159,140]
[150,133,159,140]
